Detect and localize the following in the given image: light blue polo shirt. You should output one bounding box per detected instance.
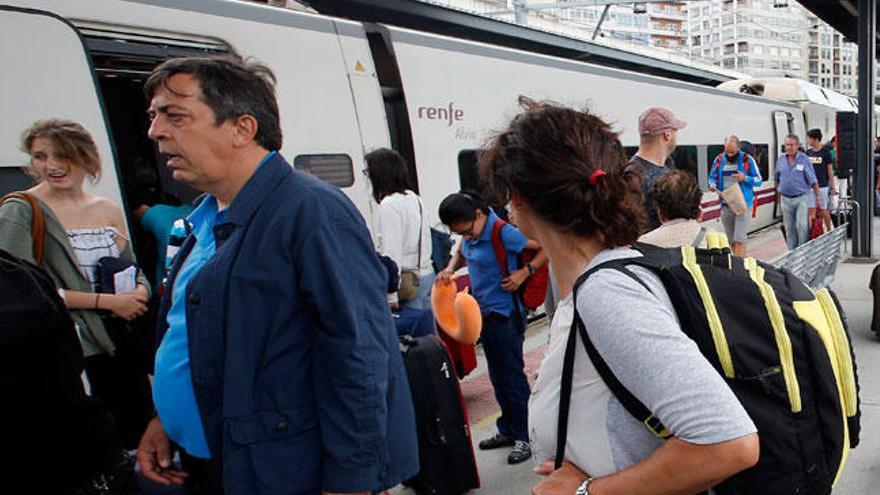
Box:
[461,210,528,317]
[774,152,817,197]
[152,195,223,459]
[153,152,276,458]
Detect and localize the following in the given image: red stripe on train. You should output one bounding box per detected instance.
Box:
[700,187,777,209]
[700,188,777,222]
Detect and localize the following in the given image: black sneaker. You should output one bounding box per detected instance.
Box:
[507,440,532,465]
[478,432,515,450]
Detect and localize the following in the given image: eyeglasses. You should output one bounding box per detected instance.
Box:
[452,220,477,239]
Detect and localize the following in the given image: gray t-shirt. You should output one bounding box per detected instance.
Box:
[529,248,756,477]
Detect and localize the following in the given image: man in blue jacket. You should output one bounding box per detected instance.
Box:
[136,56,418,494]
[708,134,762,257]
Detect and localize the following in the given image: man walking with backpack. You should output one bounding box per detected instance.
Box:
[709,134,762,257]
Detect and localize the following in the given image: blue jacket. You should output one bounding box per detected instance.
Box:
[157,153,418,494]
[708,151,763,209]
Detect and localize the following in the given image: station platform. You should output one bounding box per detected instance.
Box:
[138,220,878,495]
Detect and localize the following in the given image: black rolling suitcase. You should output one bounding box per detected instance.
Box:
[400,335,480,495]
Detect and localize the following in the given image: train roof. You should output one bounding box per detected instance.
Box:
[717,77,859,112]
[301,0,740,87]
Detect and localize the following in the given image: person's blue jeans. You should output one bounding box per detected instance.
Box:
[402,272,435,311]
[481,312,529,441]
[781,193,812,250]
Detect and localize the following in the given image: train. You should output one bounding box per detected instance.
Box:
[0,0,863,275]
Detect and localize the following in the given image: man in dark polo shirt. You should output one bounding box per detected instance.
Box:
[806,128,835,233]
[626,107,687,232]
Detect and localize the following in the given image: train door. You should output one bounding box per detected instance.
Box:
[82,29,225,288]
[363,24,419,193]
[331,21,394,226]
[773,111,794,155]
[0,7,121,206]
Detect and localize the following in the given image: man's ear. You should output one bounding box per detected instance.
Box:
[232,114,259,148]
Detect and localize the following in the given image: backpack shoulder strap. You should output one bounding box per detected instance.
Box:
[554,259,669,469]
[741,152,751,175]
[711,154,724,189]
[0,192,45,265]
[490,218,509,277]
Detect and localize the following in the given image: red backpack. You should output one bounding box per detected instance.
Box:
[489,219,549,311]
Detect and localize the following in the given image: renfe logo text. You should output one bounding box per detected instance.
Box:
[417,102,464,127]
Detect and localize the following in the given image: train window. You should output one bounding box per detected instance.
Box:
[293,154,354,187]
[706,145,724,173]
[458,150,481,192]
[0,167,34,196]
[751,144,770,180]
[669,146,699,179]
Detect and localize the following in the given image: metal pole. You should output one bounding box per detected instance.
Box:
[854,0,875,257]
[592,5,611,40]
[513,0,528,26]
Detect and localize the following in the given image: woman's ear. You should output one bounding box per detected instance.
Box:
[509,194,528,212]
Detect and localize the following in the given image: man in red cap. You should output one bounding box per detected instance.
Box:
[625,107,687,232]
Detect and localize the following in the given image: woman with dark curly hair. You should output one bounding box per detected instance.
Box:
[638,170,707,248]
[479,98,758,495]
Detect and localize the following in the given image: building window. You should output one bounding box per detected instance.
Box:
[753,45,763,55]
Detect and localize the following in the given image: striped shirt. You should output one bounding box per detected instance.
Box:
[66,227,121,290]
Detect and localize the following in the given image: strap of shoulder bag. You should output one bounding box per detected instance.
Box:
[0,192,45,265]
[692,227,708,248]
[415,192,423,272]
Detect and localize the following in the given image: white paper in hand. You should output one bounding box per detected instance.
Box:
[114,265,137,294]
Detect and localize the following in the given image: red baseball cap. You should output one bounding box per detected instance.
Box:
[638,107,687,136]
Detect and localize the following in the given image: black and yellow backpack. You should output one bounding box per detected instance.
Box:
[557,235,860,495]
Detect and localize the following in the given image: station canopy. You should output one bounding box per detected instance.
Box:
[797,0,880,53]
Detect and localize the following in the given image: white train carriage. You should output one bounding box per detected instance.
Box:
[2,0,833,265]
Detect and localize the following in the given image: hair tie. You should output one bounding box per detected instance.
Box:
[589,169,606,186]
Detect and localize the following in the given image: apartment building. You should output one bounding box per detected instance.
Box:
[558,2,687,50]
[806,15,858,96]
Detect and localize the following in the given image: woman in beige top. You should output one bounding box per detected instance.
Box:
[638,170,708,249]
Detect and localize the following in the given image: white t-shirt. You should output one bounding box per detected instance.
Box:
[374,191,432,276]
[529,248,756,477]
